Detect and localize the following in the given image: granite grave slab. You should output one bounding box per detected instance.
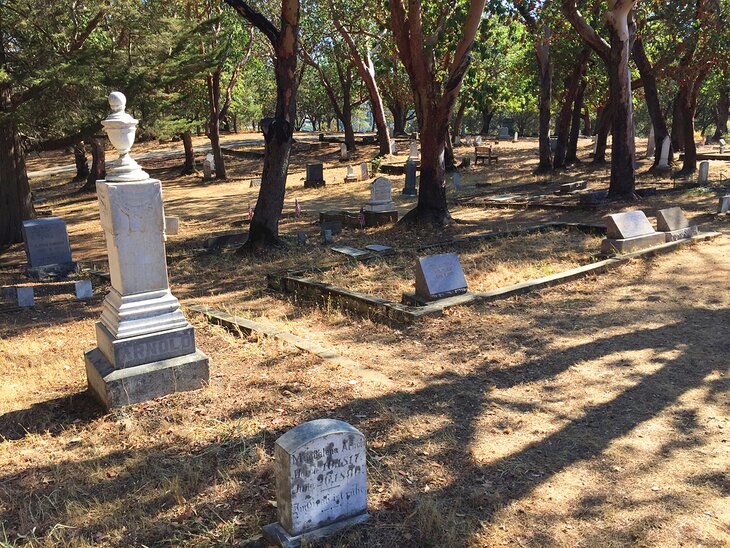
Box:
[22,217,77,279]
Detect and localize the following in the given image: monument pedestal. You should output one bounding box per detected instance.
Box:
[263,513,370,548]
[363,209,398,227]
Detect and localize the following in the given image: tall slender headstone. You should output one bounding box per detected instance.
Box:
[698,160,709,184]
[646,126,655,158]
[403,159,418,196]
[513,131,518,143]
[359,162,369,181]
[408,141,419,160]
[85,92,209,410]
[340,143,348,160]
[657,136,671,169]
[389,139,397,154]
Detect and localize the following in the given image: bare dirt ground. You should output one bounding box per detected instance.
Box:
[0,134,728,547]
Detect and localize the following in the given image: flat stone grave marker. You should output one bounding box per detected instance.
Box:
[75,280,93,300]
[604,210,655,239]
[718,195,730,214]
[656,207,698,241]
[262,419,368,547]
[305,163,325,188]
[557,181,587,194]
[488,194,520,202]
[16,287,35,307]
[364,244,392,253]
[331,245,369,258]
[415,253,468,302]
[22,217,76,279]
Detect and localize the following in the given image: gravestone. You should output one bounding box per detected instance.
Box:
[21,217,77,279]
[720,138,726,153]
[389,139,397,154]
[550,137,558,153]
[600,210,665,255]
[412,253,468,303]
[465,136,472,146]
[16,287,35,308]
[364,244,392,253]
[320,220,342,236]
[75,280,93,300]
[359,162,369,181]
[402,160,418,196]
[698,161,709,184]
[718,195,730,214]
[409,141,419,160]
[262,419,369,547]
[322,229,333,244]
[340,143,349,161]
[452,171,461,191]
[499,127,509,139]
[305,163,325,188]
[85,92,208,410]
[250,178,262,188]
[165,216,179,236]
[331,245,369,258]
[646,126,655,158]
[556,180,587,195]
[344,165,357,183]
[364,177,396,212]
[297,232,307,244]
[657,136,671,169]
[656,207,698,241]
[578,189,608,205]
[475,136,482,146]
[590,137,598,157]
[513,131,518,143]
[203,153,214,181]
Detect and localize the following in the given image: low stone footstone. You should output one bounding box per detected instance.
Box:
[600,210,665,255]
[412,253,468,303]
[22,217,77,280]
[698,161,709,184]
[322,229,333,244]
[165,216,179,236]
[717,195,729,214]
[344,165,357,183]
[17,287,35,307]
[262,419,369,547]
[305,163,325,188]
[657,136,671,169]
[331,246,368,258]
[656,207,699,241]
[402,160,418,196]
[364,244,392,253]
[556,180,587,195]
[1,286,17,300]
[250,178,262,188]
[75,280,93,300]
[359,162,369,181]
[578,190,609,205]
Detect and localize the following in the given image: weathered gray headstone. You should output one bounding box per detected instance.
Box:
[604,210,655,239]
[262,419,368,547]
[340,143,348,160]
[718,195,730,214]
[359,162,369,181]
[415,253,468,302]
[75,280,93,300]
[454,135,461,146]
[720,138,727,153]
[16,287,35,307]
[364,244,392,253]
[322,229,333,244]
[364,177,396,212]
[698,161,709,184]
[656,207,698,241]
[403,160,418,196]
[657,136,671,169]
[305,163,325,188]
[165,216,179,236]
[21,217,76,279]
[389,139,397,154]
[408,141,419,160]
[499,126,509,139]
[344,165,357,183]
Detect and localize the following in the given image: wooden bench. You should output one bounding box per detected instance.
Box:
[475,145,498,165]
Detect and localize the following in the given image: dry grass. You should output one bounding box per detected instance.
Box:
[0,135,728,547]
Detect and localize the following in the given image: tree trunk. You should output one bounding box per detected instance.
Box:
[452,101,466,137]
[390,102,407,135]
[233,113,238,133]
[554,48,590,169]
[535,24,553,173]
[480,108,493,135]
[711,85,728,141]
[594,102,612,165]
[0,91,35,244]
[606,17,636,199]
[417,108,449,224]
[445,129,455,169]
[80,136,106,193]
[566,78,586,164]
[632,36,671,168]
[582,109,591,136]
[679,73,707,174]
[671,93,685,152]
[73,140,90,182]
[342,100,356,151]
[207,73,227,180]
[181,130,195,175]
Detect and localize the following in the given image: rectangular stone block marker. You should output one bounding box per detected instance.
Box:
[304,163,325,188]
[601,210,665,255]
[22,217,77,279]
[263,419,369,547]
[413,253,468,303]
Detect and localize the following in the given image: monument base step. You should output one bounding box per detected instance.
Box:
[364,210,398,227]
[262,513,370,548]
[304,179,325,188]
[27,262,78,281]
[600,232,666,255]
[664,226,699,241]
[85,347,209,410]
[402,289,468,306]
[95,321,196,369]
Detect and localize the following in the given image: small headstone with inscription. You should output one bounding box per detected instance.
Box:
[21,217,77,280]
[403,160,418,196]
[657,136,671,169]
[359,162,369,181]
[344,165,357,183]
[409,253,468,304]
[262,419,369,547]
[75,280,93,300]
[408,141,419,160]
[698,161,709,184]
[717,195,730,214]
[304,163,325,188]
[364,177,396,212]
[656,207,699,241]
[600,210,665,255]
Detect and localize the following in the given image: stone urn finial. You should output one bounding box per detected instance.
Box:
[101,91,148,182]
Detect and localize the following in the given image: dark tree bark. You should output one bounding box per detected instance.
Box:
[225,0,300,252]
[566,77,587,164]
[73,140,90,182]
[671,94,685,152]
[554,48,590,169]
[452,101,466,138]
[594,101,613,164]
[632,35,671,168]
[535,25,553,172]
[480,108,494,136]
[80,136,106,193]
[582,109,591,135]
[390,101,408,135]
[206,72,227,180]
[711,86,728,141]
[677,73,707,174]
[181,130,195,175]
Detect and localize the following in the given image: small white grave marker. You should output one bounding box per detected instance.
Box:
[657,136,671,169]
[698,161,709,184]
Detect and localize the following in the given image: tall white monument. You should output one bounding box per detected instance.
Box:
[85,92,209,410]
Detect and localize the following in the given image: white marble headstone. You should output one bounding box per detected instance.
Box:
[698,161,709,184]
[359,162,369,181]
[658,136,671,168]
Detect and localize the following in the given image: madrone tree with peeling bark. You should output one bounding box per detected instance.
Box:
[224,0,300,252]
[388,0,488,226]
[563,0,639,200]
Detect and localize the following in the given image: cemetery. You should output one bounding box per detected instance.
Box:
[1,1,730,547]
